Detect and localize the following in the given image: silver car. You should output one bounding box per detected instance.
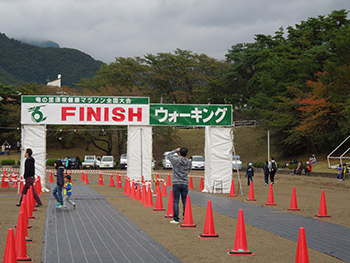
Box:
[162,151,178,169]
[232,155,242,171]
[190,155,205,170]
[120,154,127,169]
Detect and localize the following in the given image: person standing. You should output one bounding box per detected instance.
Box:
[53,159,64,208]
[167,147,192,224]
[263,161,269,185]
[246,162,254,186]
[342,163,347,181]
[16,148,42,207]
[268,157,278,185]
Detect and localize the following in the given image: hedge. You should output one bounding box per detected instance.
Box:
[1,159,16,165]
[46,159,56,166]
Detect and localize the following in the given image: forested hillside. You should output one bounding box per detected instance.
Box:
[0,33,104,87]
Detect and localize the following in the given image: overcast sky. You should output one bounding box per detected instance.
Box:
[0,0,349,63]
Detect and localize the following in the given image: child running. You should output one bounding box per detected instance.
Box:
[62,175,76,210]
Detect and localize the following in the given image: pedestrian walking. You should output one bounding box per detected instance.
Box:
[53,159,64,208]
[246,162,254,186]
[62,175,76,210]
[268,157,278,185]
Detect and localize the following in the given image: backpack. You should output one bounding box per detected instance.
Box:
[271,162,277,173]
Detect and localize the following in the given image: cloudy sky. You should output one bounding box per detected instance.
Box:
[0,0,349,63]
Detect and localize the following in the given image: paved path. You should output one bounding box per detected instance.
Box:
[189,190,350,262]
[42,184,181,263]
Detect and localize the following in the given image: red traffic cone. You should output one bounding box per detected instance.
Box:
[98,174,104,185]
[198,176,204,191]
[144,184,154,207]
[124,178,130,196]
[15,212,32,262]
[153,187,166,211]
[81,172,85,181]
[129,182,136,198]
[167,173,171,186]
[37,176,42,195]
[16,210,32,243]
[134,183,141,201]
[109,174,115,187]
[1,175,7,188]
[288,187,301,211]
[84,174,90,184]
[161,181,168,197]
[139,184,147,204]
[199,200,220,239]
[3,228,17,263]
[49,172,54,183]
[29,187,37,212]
[265,184,277,206]
[188,175,194,189]
[228,179,237,197]
[116,175,122,188]
[164,190,174,218]
[19,179,24,194]
[315,190,331,218]
[26,192,35,220]
[228,209,254,256]
[295,227,309,263]
[12,179,18,188]
[180,195,197,228]
[19,198,32,230]
[246,182,256,201]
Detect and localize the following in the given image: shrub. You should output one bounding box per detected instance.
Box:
[1,159,16,165]
[253,162,265,168]
[288,164,298,170]
[46,159,56,166]
[17,160,20,165]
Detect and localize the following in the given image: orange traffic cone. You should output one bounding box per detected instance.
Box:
[228,209,253,256]
[164,190,174,218]
[139,184,147,204]
[37,176,42,195]
[98,174,104,185]
[134,183,141,201]
[199,200,220,239]
[49,172,54,183]
[29,187,37,212]
[144,185,154,207]
[295,227,309,263]
[109,174,115,187]
[161,181,168,197]
[12,179,18,189]
[26,193,35,220]
[19,198,32,230]
[3,228,17,263]
[124,178,130,196]
[15,212,32,262]
[228,179,237,197]
[265,184,277,206]
[153,187,166,211]
[116,175,122,188]
[84,174,90,184]
[246,182,256,201]
[315,190,331,218]
[129,182,136,198]
[188,175,194,189]
[288,187,301,211]
[198,176,204,191]
[167,173,171,186]
[19,179,24,194]
[179,195,197,228]
[80,172,85,182]
[16,210,32,243]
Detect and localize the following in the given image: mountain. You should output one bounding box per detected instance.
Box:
[0,33,104,87]
[20,39,60,48]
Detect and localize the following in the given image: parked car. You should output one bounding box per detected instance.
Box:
[232,155,242,171]
[120,154,127,169]
[162,151,178,169]
[190,155,205,170]
[82,155,101,169]
[151,158,156,169]
[63,157,82,169]
[100,156,116,169]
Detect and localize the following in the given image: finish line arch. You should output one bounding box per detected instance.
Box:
[21,95,233,193]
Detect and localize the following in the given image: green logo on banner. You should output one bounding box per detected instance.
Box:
[28,105,47,123]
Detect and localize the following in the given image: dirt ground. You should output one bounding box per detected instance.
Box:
[0,170,348,262]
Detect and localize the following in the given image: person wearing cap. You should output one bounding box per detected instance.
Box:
[246,162,254,186]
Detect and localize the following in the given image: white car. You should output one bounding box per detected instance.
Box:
[190,155,205,170]
[120,154,127,169]
[82,155,101,169]
[151,158,156,169]
[162,151,178,169]
[100,156,116,169]
[232,155,242,171]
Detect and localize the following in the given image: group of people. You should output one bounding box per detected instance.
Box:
[337,163,348,181]
[16,148,76,210]
[245,158,278,186]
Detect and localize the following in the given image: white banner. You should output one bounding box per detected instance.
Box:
[21,96,150,125]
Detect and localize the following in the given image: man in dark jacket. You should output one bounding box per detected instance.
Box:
[168,147,191,224]
[17,148,42,207]
[53,159,65,208]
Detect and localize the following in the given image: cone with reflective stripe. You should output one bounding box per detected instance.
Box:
[12,178,18,188]
[3,228,17,263]
[188,175,194,189]
[15,212,32,262]
[199,200,220,238]
[49,172,54,183]
[228,179,237,197]
[265,184,277,206]
[161,181,167,197]
[116,175,122,188]
[228,209,253,256]
[166,173,171,186]
[288,187,301,211]
[315,190,330,218]
[98,173,104,185]
[198,176,204,191]
[134,183,141,201]
[84,173,90,184]
[180,195,197,228]
[295,227,309,263]
[164,190,174,218]
[80,172,85,182]
[109,174,115,187]
[19,179,24,194]
[246,182,256,201]
[153,187,166,211]
[144,184,154,207]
